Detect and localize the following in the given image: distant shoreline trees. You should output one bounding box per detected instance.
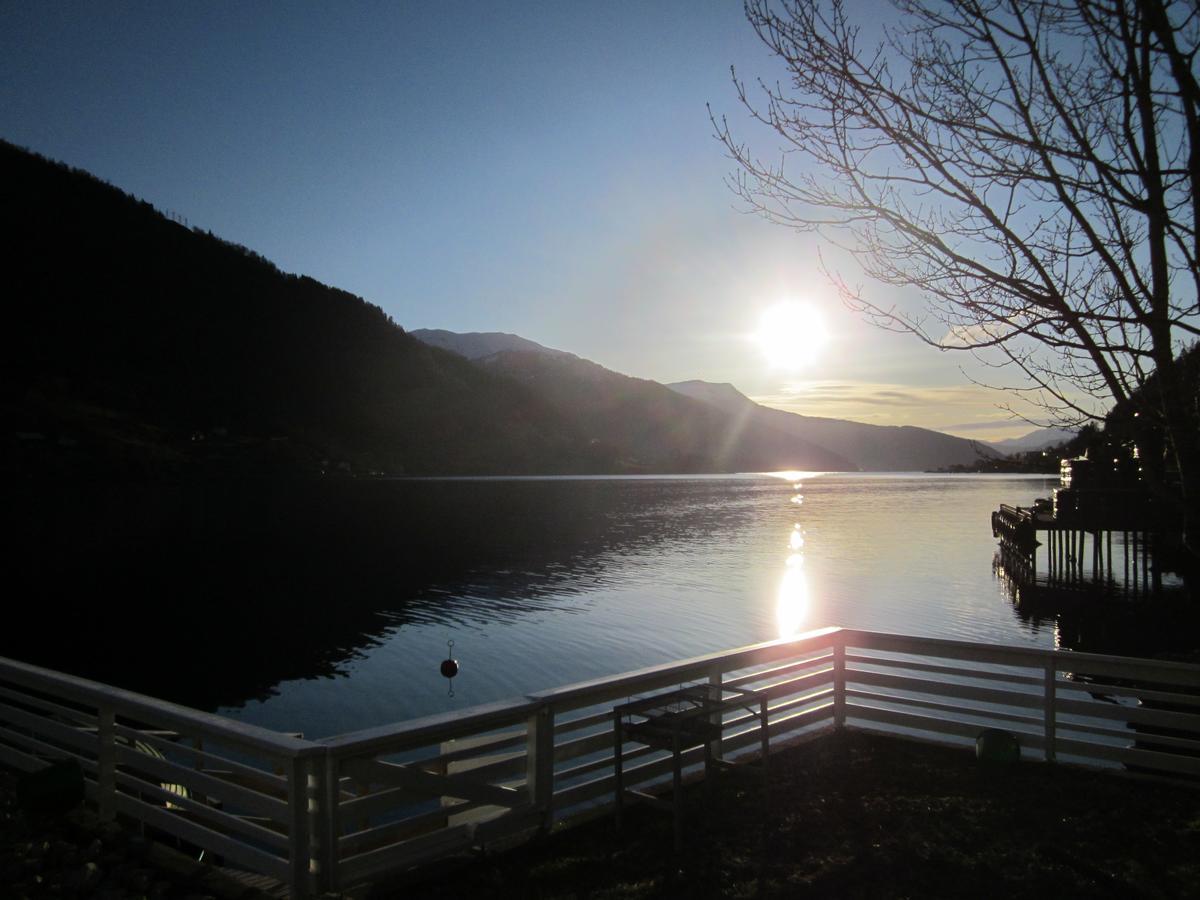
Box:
[716,0,1199,581]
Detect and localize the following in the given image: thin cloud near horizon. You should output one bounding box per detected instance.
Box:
[749,380,1053,440]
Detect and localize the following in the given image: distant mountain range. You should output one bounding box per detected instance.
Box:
[668,380,999,471]
[412,331,851,471]
[987,428,1076,453]
[3,139,1016,477]
[413,330,999,471]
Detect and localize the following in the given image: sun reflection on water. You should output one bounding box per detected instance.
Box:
[776,479,812,637]
[776,553,809,638]
[789,524,804,550]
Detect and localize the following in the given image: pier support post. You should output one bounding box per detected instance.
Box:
[1133,531,1140,594]
[1143,532,1152,592]
[1124,531,1130,593]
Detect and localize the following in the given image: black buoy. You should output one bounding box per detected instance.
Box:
[440,640,459,695]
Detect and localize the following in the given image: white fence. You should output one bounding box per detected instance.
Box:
[2,627,1198,896]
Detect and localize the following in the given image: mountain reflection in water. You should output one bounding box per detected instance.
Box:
[8,473,1193,738]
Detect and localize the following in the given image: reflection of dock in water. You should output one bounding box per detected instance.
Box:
[993,456,1174,599]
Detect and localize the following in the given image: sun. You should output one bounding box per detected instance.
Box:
[755,301,829,371]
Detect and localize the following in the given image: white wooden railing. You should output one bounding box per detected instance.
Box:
[2,627,1198,897]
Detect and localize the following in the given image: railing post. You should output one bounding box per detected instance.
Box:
[288,755,313,899]
[303,749,331,897]
[318,753,340,894]
[1043,658,1057,763]
[833,636,846,729]
[707,663,723,763]
[527,703,555,832]
[97,706,116,822]
[191,736,207,810]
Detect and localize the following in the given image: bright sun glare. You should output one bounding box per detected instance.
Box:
[755,301,829,371]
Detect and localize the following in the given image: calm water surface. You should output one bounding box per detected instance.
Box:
[219,473,1058,737]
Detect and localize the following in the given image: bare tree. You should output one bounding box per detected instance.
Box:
[716,0,1199,573]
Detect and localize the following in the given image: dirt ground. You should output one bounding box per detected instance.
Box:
[397,729,1200,899]
[3,729,1197,899]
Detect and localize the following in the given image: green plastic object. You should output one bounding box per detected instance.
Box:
[975,728,1020,765]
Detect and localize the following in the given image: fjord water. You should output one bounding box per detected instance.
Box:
[216,473,1060,737]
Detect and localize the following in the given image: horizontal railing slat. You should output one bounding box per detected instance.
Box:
[0,683,99,726]
[845,669,1044,710]
[111,724,289,796]
[0,722,94,766]
[0,740,48,773]
[0,700,101,755]
[1056,720,1200,753]
[113,770,292,851]
[324,703,539,758]
[553,707,614,735]
[844,654,1043,688]
[113,744,290,822]
[1054,697,1200,731]
[843,630,1047,669]
[845,690,1041,730]
[1053,736,1200,777]
[723,655,834,690]
[849,703,1046,749]
[1054,679,1200,707]
[1053,655,1200,688]
[112,792,292,881]
[531,628,844,709]
[0,657,316,757]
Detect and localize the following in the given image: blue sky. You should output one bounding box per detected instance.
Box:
[0,1,1041,439]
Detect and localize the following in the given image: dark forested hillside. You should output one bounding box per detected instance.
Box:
[2,140,603,476]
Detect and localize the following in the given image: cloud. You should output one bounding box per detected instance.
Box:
[939,419,1024,432]
[748,379,1041,440]
[939,322,1013,348]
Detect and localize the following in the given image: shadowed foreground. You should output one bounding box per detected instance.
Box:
[402,730,1200,899]
[2,730,1197,899]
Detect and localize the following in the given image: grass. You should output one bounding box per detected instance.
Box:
[395,729,1200,899]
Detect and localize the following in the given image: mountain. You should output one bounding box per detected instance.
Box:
[669,380,997,471]
[1,140,847,477]
[471,351,855,473]
[410,329,569,361]
[988,428,1076,454]
[1,140,602,476]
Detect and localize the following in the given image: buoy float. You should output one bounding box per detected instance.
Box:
[441,640,459,696]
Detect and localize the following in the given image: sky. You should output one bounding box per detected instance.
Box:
[0,1,1048,441]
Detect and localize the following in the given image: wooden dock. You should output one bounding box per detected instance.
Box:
[993,457,1168,597]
